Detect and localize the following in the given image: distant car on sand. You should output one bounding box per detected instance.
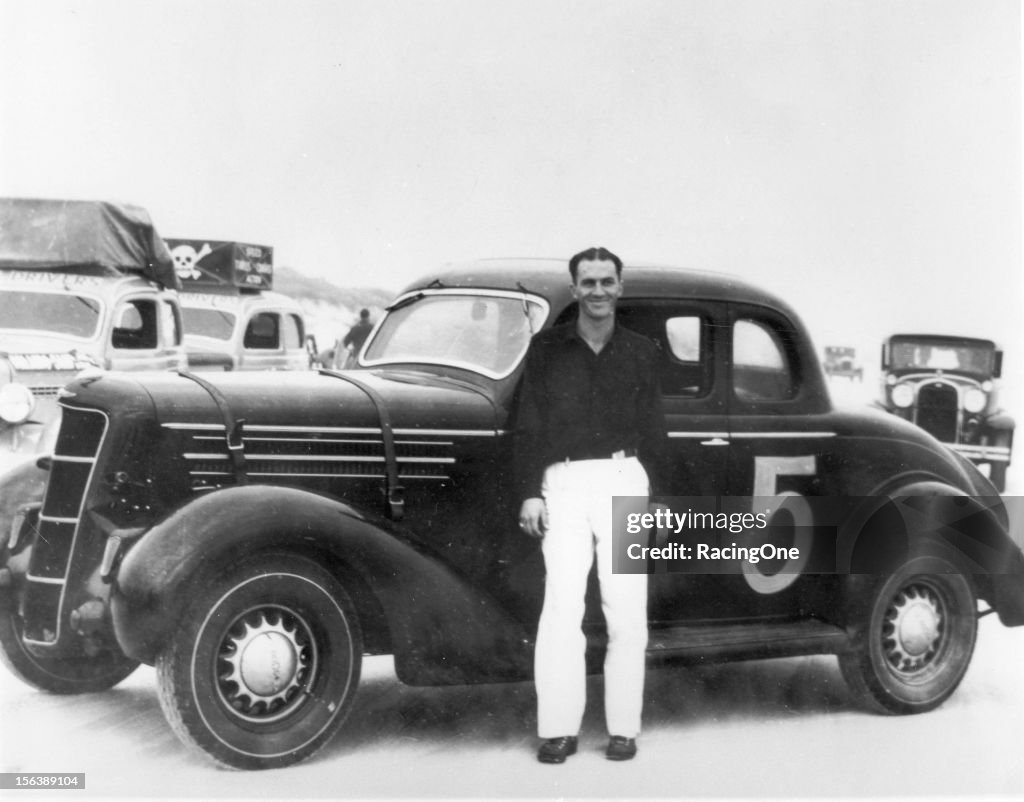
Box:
[879,333,1014,491]
[167,239,309,372]
[823,345,863,381]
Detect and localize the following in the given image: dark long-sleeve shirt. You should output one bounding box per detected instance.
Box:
[511,321,668,501]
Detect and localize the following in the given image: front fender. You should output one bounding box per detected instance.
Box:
[111,485,533,684]
[0,457,47,550]
[985,411,1015,437]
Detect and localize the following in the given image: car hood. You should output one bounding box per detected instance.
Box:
[61,367,499,433]
[0,334,100,363]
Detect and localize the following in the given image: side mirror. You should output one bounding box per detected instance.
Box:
[880,342,890,370]
[994,350,1003,379]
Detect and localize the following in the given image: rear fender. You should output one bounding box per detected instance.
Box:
[111,485,533,683]
[838,481,1024,626]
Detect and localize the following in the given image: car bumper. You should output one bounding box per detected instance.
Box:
[951,443,1011,464]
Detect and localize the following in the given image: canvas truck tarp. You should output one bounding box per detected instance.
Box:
[165,239,274,292]
[0,198,180,290]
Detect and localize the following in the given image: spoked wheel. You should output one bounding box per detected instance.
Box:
[839,556,977,714]
[156,554,362,769]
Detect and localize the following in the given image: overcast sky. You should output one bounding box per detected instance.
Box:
[0,0,1020,404]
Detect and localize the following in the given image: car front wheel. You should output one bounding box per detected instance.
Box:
[839,556,977,715]
[156,554,362,770]
[0,598,139,694]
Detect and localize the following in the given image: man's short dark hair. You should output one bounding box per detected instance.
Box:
[359,308,370,319]
[568,247,623,282]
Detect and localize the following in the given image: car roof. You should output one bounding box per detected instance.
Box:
[399,258,800,317]
[1,268,165,297]
[179,289,303,314]
[885,333,999,349]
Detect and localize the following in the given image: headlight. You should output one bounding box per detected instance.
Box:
[0,382,35,424]
[891,383,915,409]
[963,387,987,413]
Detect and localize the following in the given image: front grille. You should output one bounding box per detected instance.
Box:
[22,406,107,645]
[915,382,959,443]
[29,385,63,399]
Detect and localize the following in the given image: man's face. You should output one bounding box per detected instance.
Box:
[571,258,623,322]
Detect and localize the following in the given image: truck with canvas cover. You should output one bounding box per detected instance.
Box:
[0,198,185,474]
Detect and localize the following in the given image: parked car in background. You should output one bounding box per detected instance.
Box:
[166,239,308,371]
[879,333,1014,491]
[823,345,863,381]
[2,259,1021,770]
[0,198,185,475]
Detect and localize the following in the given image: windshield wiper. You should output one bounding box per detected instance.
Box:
[75,296,100,315]
[386,292,425,312]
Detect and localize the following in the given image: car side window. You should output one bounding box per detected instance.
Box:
[610,303,713,399]
[732,318,794,401]
[244,313,280,350]
[111,299,158,350]
[282,313,303,350]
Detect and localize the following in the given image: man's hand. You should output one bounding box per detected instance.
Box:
[518,497,548,539]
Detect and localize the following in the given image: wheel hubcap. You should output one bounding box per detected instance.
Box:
[217,607,315,722]
[882,583,944,673]
[239,631,298,697]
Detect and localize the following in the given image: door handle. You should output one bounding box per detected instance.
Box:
[700,437,729,446]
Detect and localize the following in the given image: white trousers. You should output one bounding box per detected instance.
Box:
[535,456,649,738]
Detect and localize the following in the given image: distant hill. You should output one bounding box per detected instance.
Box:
[274,266,395,348]
[275,266,394,310]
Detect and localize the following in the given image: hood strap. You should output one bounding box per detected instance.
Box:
[177,370,247,485]
[319,369,404,521]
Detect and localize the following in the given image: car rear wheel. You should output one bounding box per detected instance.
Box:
[156,554,362,770]
[0,598,138,693]
[839,556,977,714]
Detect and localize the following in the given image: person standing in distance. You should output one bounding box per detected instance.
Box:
[512,246,666,763]
[343,307,374,354]
[317,308,375,369]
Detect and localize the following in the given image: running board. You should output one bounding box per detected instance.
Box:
[642,620,849,666]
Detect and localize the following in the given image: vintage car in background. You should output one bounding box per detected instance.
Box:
[879,333,1014,491]
[1,259,1022,770]
[823,345,863,381]
[0,198,185,475]
[166,239,309,371]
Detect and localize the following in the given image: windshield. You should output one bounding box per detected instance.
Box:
[890,339,996,375]
[362,291,548,378]
[182,307,238,341]
[0,289,102,339]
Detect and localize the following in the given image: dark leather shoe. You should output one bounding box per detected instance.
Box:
[606,735,637,761]
[537,736,578,764]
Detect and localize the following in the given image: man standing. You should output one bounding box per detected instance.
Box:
[317,308,374,369]
[343,307,374,354]
[513,246,666,763]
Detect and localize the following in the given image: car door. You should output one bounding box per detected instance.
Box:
[280,312,309,370]
[723,303,835,617]
[238,311,285,370]
[614,299,732,622]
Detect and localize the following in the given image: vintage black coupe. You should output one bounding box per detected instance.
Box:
[2,259,1022,769]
